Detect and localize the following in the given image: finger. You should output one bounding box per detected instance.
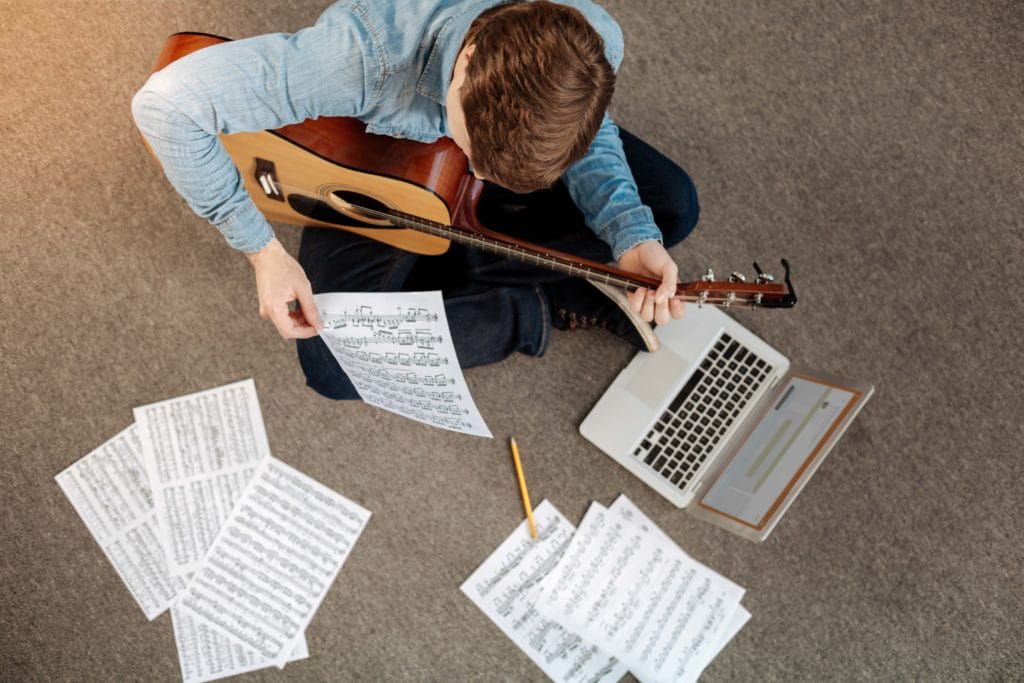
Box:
[289,321,321,339]
[294,285,323,331]
[654,297,671,326]
[284,306,320,339]
[627,286,646,313]
[669,298,686,320]
[640,289,656,322]
[655,261,679,305]
[268,304,298,339]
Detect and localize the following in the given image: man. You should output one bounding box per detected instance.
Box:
[133,0,699,400]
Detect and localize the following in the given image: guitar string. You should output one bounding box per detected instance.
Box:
[249,177,780,307]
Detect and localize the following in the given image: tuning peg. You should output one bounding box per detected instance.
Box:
[752,261,775,284]
[728,272,747,283]
[701,268,715,282]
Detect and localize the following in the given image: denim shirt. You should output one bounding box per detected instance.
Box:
[132,0,661,260]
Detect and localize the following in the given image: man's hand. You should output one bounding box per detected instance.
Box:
[246,238,323,339]
[617,241,685,325]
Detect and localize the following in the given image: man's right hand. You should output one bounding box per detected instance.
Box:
[246,238,323,339]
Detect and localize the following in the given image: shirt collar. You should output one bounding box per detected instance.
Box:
[417,0,506,124]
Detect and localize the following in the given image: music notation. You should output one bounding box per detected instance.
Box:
[461,501,628,683]
[315,292,492,438]
[321,306,440,330]
[132,379,272,577]
[171,606,308,683]
[531,496,750,683]
[331,329,444,350]
[176,457,370,668]
[55,425,188,621]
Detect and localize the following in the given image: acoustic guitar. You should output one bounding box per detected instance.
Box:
[148,32,796,309]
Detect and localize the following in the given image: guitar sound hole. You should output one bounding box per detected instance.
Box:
[286,193,398,229]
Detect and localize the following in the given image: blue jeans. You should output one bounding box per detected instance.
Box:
[297,129,700,399]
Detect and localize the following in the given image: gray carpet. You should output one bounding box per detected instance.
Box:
[2,0,1022,680]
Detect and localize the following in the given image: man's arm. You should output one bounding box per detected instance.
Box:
[561,114,685,324]
[131,7,380,337]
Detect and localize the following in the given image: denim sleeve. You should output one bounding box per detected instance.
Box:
[131,7,381,253]
[561,114,663,261]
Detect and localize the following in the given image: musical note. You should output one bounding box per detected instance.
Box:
[530,497,749,683]
[460,501,627,683]
[132,379,271,577]
[314,291,492,437]
[55,424,189,620]
[176,457,370,668]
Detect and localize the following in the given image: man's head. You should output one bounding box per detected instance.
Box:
[445,1,615,193]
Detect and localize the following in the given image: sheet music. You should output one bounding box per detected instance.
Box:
[314,291,492,438]
[533,499,746,683]
[171,605,308,683]
[55,424,187,620]
[133,379,270,576]
[176,456,371,668]
[461,501,627,683]
[608,496,750,674]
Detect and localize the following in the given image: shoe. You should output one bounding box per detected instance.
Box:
[543,278,660,352]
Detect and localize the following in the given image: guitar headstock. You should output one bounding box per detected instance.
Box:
[678,259,798,309]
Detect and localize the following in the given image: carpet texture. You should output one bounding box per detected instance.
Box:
[1,0,1022,680]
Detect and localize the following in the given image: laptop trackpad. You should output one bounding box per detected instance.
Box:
[626,346,691,410]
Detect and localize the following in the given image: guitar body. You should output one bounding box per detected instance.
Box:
[152,32,476,256]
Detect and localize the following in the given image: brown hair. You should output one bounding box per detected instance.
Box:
[459,1,615,193]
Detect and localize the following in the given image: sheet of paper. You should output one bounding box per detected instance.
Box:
[133,379,270,576]
[171,605,308,683]
[461,500,627,683]
[609,495,750,675]
[176,456,371,667]
[314,291,492,437]
[55,424,187,620]
[533,500,746,683]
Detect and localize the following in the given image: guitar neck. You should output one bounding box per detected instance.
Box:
[390,209,644,284]
[388,209,794,308]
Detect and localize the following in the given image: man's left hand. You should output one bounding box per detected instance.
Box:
[617,241,685,325]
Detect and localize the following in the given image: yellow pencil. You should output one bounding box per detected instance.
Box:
[509,437,538,540]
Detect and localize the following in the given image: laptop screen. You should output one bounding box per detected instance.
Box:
[694,373,868,534]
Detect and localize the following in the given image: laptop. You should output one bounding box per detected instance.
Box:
[580,304,873,541]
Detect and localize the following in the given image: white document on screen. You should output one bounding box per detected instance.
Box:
[314,291,492,438]
[133,379,270,577]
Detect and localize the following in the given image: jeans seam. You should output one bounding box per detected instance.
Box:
[377,249,403,291]
[535,283,551,355]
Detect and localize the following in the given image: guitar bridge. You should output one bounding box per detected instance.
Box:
[254,158,284,202]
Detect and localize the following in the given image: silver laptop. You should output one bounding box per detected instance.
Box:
[580,304,873,541]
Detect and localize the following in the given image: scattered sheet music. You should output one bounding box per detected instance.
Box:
[314,291,492,438]
[133,379,271,576]
[57,380,372,682]
[175,455,371,668]
[463,496,750,683]
[171,605,309,683]
[460,500,628,683]
[55,424,186,620]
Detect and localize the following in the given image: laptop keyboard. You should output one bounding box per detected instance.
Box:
[632,332,774,491]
